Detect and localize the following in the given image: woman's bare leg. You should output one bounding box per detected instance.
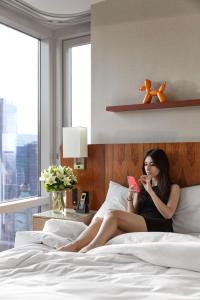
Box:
[80,210,147,252]
[58,218,103,252]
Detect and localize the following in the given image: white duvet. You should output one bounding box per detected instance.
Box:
[1,231,200,300]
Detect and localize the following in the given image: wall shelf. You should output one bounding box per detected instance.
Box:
[106,99,200,112]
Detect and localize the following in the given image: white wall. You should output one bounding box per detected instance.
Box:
[91,0,200,143]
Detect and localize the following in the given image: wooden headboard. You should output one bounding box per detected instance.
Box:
[61,142,200,211]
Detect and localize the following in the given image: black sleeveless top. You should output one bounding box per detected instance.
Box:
[137,186,173,232]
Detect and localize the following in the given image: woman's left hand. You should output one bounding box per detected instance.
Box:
[127,186,135,201]
[139,175,152,193]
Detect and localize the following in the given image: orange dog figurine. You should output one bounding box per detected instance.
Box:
[139,79,167,104]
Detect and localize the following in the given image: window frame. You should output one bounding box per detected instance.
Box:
[0,12,90,215]
[0,22,51,214]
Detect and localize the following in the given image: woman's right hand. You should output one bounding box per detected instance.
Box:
[139,175,152,193]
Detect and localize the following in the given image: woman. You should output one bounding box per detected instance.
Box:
[59,148,180,253]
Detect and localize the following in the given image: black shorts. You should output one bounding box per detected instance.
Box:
[141,215,173,232]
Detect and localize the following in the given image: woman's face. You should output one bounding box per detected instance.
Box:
[144,156,160,178]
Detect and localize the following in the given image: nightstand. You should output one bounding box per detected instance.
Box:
[32,209,96,231]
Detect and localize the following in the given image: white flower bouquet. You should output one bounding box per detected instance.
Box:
[40,165,77,192]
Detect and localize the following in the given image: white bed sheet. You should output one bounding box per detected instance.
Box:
[1,231,200,299]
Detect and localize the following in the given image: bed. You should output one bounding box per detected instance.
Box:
[1,142,200,299]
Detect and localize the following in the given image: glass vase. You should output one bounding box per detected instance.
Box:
[51,190,67,214]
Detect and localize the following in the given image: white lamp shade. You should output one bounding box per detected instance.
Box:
[63,127,88,158]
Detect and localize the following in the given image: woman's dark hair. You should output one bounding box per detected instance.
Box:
[142,148,171,200]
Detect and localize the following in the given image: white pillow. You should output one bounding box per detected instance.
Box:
[43,219,87,239]
[173,185,200,233]
[15,230,72,249]
[94,182,200,234]
[93,181,128,222]
[15,231,43,247]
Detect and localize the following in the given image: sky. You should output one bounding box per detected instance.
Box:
[0,23,38,135]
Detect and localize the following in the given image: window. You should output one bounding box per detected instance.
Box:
[71,44,91,142]
[0,23,40,250]
[63,36,91,143]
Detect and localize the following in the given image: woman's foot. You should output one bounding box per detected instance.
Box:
[79,242,99,253]
[57,242,79,252]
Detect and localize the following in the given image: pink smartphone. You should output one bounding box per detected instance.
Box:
[127,176,140,193]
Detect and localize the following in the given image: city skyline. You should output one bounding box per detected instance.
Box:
[0,98,39,251]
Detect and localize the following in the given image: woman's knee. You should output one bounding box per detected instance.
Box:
[90,217,103,226]
[105,209,121,219]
